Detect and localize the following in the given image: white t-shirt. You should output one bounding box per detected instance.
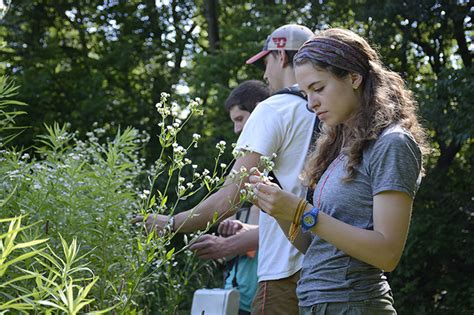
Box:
[235,90,316,282]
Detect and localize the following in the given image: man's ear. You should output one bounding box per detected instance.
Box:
[351,73,363,89]
[278,50,289,67]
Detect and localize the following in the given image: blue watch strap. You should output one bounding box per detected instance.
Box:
[301,206,320,232]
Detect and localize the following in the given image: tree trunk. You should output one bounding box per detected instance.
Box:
[436,140,462,171]
[204,0,219,53]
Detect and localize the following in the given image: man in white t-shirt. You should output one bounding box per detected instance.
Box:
[137,24,315,314]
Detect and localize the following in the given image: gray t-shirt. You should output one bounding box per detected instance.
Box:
[297,125,422,306]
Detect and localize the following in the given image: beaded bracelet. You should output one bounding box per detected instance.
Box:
[288,199,308,243]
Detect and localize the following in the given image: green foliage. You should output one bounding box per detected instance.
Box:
[0,215,110,314]
[0,1,194,163]
[0,82,228,312]
[1,123,146,311]
[0,76,27,146]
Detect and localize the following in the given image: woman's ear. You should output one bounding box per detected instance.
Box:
[351,73,363,89]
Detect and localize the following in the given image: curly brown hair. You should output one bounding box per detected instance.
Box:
[294,28,430,187]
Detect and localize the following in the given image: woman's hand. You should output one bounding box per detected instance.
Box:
[249,174,300,222]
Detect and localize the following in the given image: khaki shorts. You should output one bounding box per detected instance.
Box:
[251,271,300,315]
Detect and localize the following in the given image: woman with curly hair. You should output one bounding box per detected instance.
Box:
[250,28,430,314]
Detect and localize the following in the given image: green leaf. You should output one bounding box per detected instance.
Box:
[160,195,168,207]
[166,247,175,260]
[0,249,45,276]
[12,238,48,250]
[0,99,27,106]
[0,273,37,288]
[137,239,142,251]
[0,302,34,311]
[37,300,67,312]
[148,195,156,208]
[87,303,121,314]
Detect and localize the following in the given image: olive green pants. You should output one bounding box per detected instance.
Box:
[299,291,396,315]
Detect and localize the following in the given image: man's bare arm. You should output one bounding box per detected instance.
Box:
[133,152,263,233]
[174,152,261,232]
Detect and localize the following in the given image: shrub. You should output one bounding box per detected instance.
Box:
[0,78,231,313]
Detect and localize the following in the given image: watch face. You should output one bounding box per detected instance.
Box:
[303,214,315,227]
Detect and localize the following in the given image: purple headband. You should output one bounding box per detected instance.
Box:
[294,37,369,75]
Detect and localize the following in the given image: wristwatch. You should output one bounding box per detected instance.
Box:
[301,207,320,232]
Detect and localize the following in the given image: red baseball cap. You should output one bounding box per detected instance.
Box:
[246,24,314,64]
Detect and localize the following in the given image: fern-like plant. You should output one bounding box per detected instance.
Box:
[0,76,27,146]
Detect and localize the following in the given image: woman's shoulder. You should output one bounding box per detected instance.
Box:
[363,125,423,197]
[380,124,411,137]
[363,124,421,160]
[375,124,418,147]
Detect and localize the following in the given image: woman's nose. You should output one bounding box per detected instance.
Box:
[307,95,320,113]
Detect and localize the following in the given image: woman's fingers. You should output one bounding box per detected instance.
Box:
[248,174,261,184]
[253,186,275,214]
[251,195,262,209]
[254,185,301,221]
[256,198,274,215]
[249,177,289,218]
[256,182,278,194]
[249,174,275,185]
[249,168,262,177]
[254,186,269,202]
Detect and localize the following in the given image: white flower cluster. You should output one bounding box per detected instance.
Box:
[192,133,201,148]
[175,178,187,195]
[161,92,170,102]
[155,93,206,152]
[240,181,256,200]
[156,104,171,118]
[139,189,150,200]
[260,154,277,172]
[189,97,203,116]
[232,144,249,159]
[166,124,178,137]
[172,143,187,168]
[155,92,172,118]
[203,175,221,187]
[216,140,226,154]
[227,165,250,183]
